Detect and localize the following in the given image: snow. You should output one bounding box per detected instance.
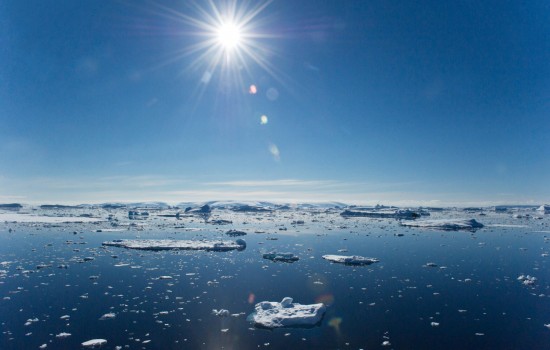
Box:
[81,339,107,347]
[102,239,246,251]
[263,252,299,262]
[248,297,326,328]
[322,255,379,265]
[400,219,484,231]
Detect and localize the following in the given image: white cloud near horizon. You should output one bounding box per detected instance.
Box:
[0,174,546,207]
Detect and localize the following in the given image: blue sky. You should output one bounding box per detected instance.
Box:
[1,0,549,206]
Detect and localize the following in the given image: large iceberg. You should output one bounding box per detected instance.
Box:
[102,239,246,251]
[322,255,379,265]
[537,205,550,214]
[248,297,326,328]
[400,219,483,231]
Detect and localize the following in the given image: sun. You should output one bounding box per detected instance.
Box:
[148,0,280,94]
[217,22,242,51]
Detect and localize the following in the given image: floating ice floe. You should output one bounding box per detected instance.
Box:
[340,209,421,219]
[400,219,484,231]
[102,239,246,251]
[248,297,326,328]
[263,252,299,263]
[322,255,379,266]
[99,312,116,320]
[55,332,71,339]
[537,205,550,214]
[81,339,107,347]
[517,275,537,286]
[225,229,247,236]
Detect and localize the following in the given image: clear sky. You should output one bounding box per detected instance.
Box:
[1,0,549,206]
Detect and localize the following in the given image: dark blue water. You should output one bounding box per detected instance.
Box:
[1,213,549,349]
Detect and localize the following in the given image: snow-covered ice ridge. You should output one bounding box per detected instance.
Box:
[102,239,246,251]
[400,218,484,231]
[248,297,326,328]
[340,208,424,219]
[322,254,380,265]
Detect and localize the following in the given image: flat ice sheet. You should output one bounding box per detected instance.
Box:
[322,254,379,265]
[0,213,104,223]
[102,239,246,251]
[400,218,484,231]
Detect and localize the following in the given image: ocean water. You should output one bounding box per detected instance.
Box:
[1,209,549,349]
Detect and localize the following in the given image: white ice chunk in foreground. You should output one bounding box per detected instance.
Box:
[81,339,107,347]
[249,297,326,328]
[400,219,484,231]
[102,239,246,251]
[537,204,550,214]
[322,255,379,266]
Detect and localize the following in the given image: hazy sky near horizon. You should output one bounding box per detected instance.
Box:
[1,0,549,206]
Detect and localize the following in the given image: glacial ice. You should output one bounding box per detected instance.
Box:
[322,255,379,265]
[81,339,107,347]
[400,219,484,231]
[263,252,299,262]
[248,297,326,328]
[340,209,421,219]
[537,205,550,214]
[212,309,230,317]
[102,239,246,251]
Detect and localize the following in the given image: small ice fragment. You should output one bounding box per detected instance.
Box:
[212,309,230,317]
[431,322,440,327]
[99,313,116,320]
[39,344,47,349]
[56,332,71,338]
[382,340,391,346]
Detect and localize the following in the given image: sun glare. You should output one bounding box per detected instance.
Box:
[217,22,242,50]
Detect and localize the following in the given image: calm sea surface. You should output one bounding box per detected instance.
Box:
[1,210,549,349]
